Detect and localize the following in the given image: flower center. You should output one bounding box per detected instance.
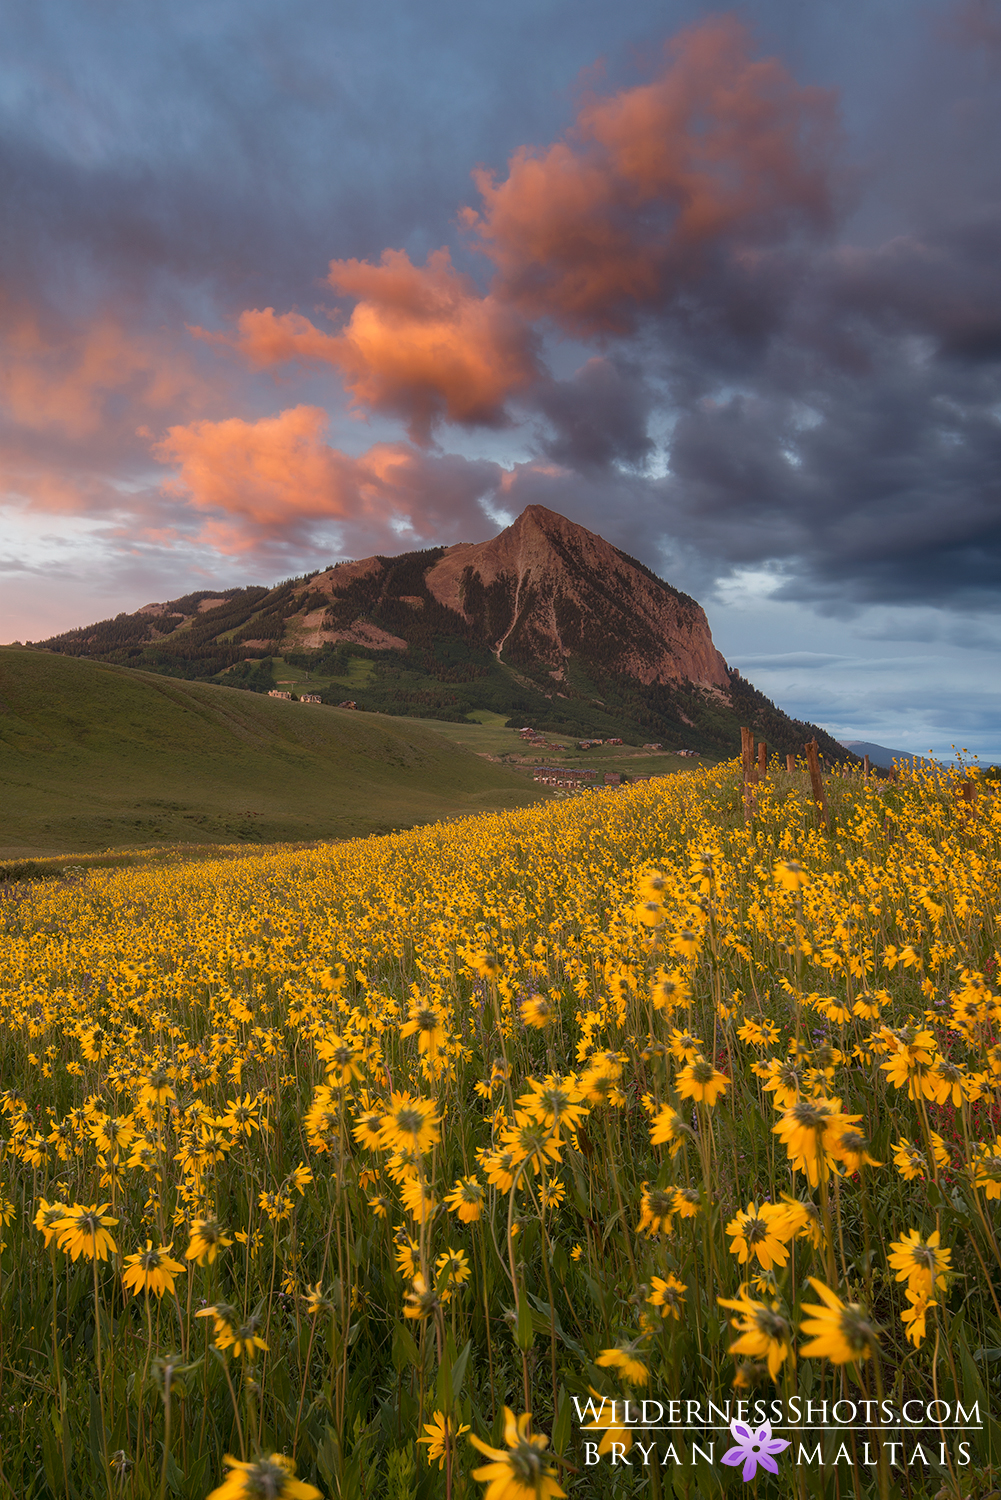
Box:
[508,1443,545,1485]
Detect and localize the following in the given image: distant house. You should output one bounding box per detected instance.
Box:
[606,738,623,745]
[673,748,697,757]
[301,694,322,704]
[268,690,292,700]
[643,743,663,751]
[603,771,621,785]
[337,700,358,710]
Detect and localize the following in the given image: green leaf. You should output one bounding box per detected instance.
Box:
[515,1288,535,1350]
[392,1319,420,1373]
[451,1339,472,1400]
[553,1386,571,1456]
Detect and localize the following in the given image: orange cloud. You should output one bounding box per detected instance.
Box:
[209,248,538,441]
[151,404,499,552]
[1,301,209,440]
[462,15,837,331]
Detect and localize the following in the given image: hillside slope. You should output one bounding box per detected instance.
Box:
[0,649,547,855]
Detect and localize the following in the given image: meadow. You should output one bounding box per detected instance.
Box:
[0,758,999,1499]
[0,648,545,856]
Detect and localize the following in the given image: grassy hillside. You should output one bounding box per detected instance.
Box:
[0,648,548,855]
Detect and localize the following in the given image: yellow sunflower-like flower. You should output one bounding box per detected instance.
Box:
[596,1342,649,1385]
[34,1198,69,1248]
[887,1228,952,1296]
[418,1411,471,1470]
[970,1138,1001,1199]
[672,1186,702,1219]
[54,1202,118,1262]
[378,1093,440,1154]
[400,1003,449,1055]
[651,971,689,1013]
[900,1288,935,1348]
[445,1176,485,1222]
[469,1408,565,1500]
[725,1203,792,1271]
[637,1183,676,1236]
[676,1057,728,1107]
[771,1097,850,1186]
[648,1105,687,1154]
[435,1248,471,1287]
[520,994,555,1028]
[403,1273,439,1320]
[828,1124,881,1173]
[121,1241,186,1298]
[774,859,809,891]
[303,1283,335,1318]
[186,1217,232,1265]
[799,1279,878,1364]
[718,1285,792,1381]
[206,1452,321,1500]
[315,1033,366,1087]
[647,1273,687,1320]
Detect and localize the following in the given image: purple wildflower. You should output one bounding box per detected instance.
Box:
[720,1419,790,1481]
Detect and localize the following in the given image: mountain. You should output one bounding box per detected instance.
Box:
[840,740,935,770]
[32,505,848,761]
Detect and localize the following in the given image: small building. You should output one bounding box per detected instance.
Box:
[337,700,358,709]
[604,772,622,785]
[301,694,322,704]
[268,690,292,700]
[606,738,623,745]
[643,743,663,751]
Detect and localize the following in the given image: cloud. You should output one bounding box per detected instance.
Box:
[206,16,837,441]
[206,248,540,442]
[461,14,837,334]
[0,301,209,443]
[151,404,500,551]
[535,357,655,470]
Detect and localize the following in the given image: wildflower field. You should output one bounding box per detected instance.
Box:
[1,759,1000,1500]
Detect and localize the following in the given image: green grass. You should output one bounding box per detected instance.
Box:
[0,648,549,855]
[406,713,718,777]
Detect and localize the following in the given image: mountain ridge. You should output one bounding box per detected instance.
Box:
[29,506,849,761]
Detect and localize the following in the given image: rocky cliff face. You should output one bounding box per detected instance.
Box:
[422,506,731,689]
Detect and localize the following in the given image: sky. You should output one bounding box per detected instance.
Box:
[2,0,1000,760]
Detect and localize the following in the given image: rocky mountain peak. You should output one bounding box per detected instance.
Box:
[424,505,730,690]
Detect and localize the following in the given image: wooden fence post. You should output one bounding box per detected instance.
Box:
[863,754,870,785]
[758,741,768,779]
[786,753,796,773]
[741,726,755,823]
[804,739,829,827]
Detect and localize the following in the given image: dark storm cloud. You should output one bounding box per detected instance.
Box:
[629,217,1001,609]
[534,359,656,471]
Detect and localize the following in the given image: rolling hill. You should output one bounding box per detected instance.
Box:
[0,648,549,856]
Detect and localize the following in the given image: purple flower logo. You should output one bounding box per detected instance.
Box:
[721,1419,790,1481]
